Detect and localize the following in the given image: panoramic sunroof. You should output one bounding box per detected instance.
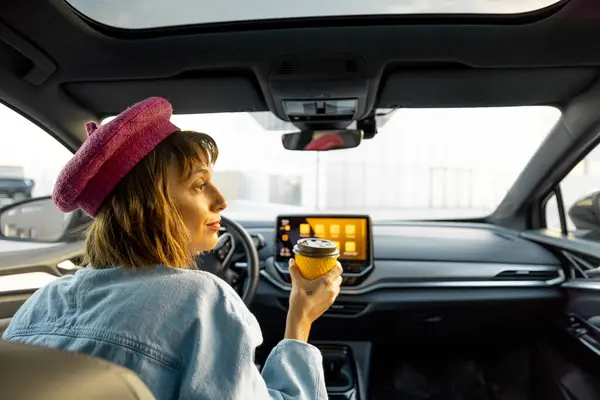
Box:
[65,0,562,30]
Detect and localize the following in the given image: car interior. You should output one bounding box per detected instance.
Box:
[2,0,600,399]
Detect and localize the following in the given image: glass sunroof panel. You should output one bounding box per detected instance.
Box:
[65,0,563,30]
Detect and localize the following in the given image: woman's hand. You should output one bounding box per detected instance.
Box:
[284,258,343,342]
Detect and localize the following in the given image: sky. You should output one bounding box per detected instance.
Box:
[66,0,560,29]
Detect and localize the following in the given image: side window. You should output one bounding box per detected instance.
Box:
[546,145,600,239]
[544,193,562,232]
[0,104,73,244]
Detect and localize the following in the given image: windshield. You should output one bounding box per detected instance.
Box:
[65,0,562,29]
[164,106,560,221]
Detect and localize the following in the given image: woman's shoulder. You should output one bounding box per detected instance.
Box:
[135,267,263,345]
[169,268,260,329]
[79,264,223,288]
[72,266,246,315]
[78,265,261,339]
[148,267,242,302]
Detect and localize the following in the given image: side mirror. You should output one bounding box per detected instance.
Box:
[568,191,600,236]
[0,196,91,243]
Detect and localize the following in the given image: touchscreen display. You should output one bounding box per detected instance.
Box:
[276,216,371,267]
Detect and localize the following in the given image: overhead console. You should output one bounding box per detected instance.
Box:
[268,54,371,123]
[275,215,374,286]
[282,98,359,123]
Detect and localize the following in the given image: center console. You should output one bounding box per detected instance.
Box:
[255,341,370,400]
[315,341,371,400]
[274,215,374,286]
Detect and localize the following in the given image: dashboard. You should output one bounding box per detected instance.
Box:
[241,217,567,341]
[240,218,566,297]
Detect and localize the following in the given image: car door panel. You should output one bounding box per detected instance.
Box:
[0,317,10,333]
[562,281,600,331]
[522,230,600,395]
[0,241,84,328]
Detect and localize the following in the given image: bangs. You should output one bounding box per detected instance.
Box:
[167,130,219,179]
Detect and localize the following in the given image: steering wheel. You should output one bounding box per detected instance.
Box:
[195,215,260,305]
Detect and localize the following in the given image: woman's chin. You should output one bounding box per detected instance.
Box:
[210,232,221,246]
[204,237,220,251]
[191,232,221,254]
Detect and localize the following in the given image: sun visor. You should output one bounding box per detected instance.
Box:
[63,76,266,116]
[377,67,598,108]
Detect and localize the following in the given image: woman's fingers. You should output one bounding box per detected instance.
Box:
[334,275,343,287]
[289,258,342,293]
[323,262,343,280]
[286,259,345,326]
[288,259,303,282]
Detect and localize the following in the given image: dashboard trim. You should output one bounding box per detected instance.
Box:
[273,261,374,277]
[562,280,600,291]
[260,267,566,295]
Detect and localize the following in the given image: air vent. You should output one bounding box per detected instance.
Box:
[327,302,368,316]
[271,55,365,79]
[278,298,368,316]
[493,270,560,281]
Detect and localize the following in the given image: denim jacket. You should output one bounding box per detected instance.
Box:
[3,266,327,399]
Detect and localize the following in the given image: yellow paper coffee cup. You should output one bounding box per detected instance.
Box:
[293,238,340,280]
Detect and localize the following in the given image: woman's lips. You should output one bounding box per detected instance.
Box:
[206,220,221,231]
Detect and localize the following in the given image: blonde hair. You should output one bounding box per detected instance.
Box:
[85,130,218,269]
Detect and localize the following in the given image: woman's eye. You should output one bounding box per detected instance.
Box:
[194,183,208,192]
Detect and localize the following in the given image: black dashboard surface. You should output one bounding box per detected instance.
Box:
[246,221,564,296]
[249,222,559,265]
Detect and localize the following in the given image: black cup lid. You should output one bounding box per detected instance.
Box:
[293,238,340,258]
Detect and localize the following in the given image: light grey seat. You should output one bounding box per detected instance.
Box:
[0,340,155,400]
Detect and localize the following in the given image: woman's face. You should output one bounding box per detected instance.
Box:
[168,162,227,253]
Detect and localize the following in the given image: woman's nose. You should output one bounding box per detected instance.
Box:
[212,187,227,212]
[216,198,227,212]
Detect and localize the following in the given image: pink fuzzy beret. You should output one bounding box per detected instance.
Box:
[52,97,180,217]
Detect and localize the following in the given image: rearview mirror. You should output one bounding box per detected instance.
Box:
[282,129,363,151]
[0,196,91,243]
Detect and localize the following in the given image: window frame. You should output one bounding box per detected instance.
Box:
[543,186,569,234]
[538,135,600,233]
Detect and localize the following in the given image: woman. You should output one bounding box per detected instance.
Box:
[2,97,343,399]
